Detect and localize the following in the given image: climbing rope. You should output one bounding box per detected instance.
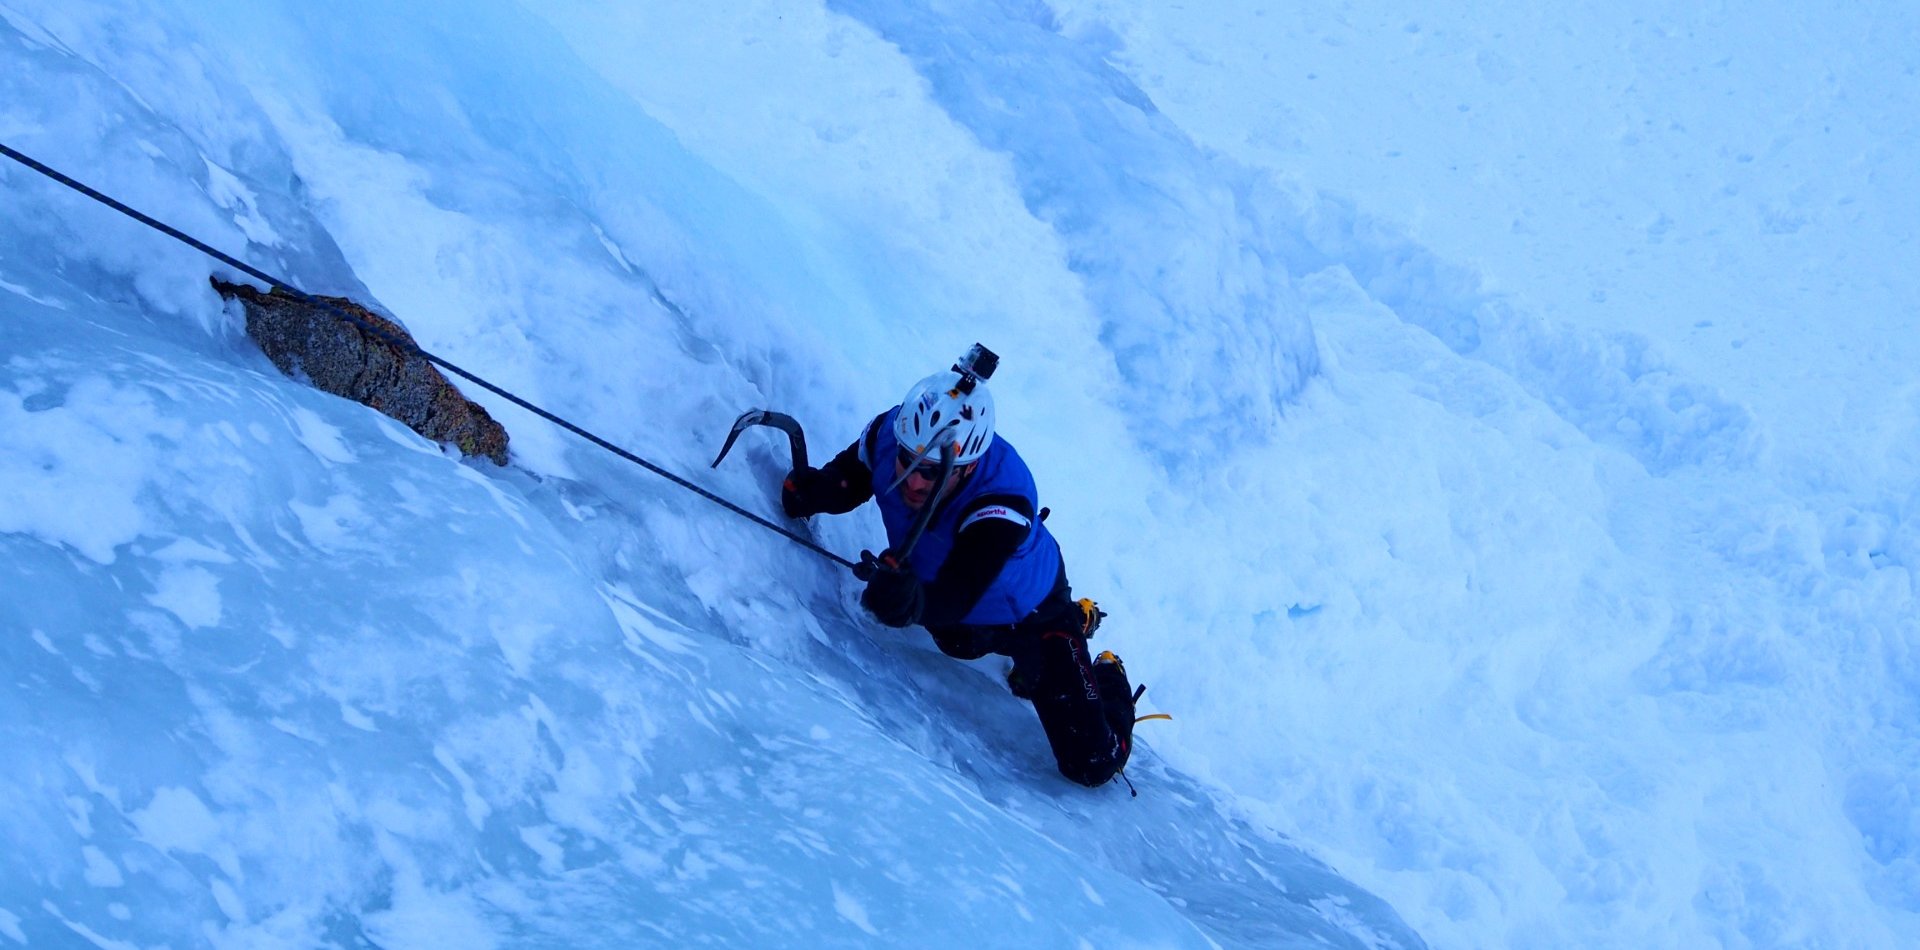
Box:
[0,142,856,570]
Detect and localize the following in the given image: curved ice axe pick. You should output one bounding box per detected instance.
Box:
[710,409,809,472]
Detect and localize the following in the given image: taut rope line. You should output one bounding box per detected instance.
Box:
[1,142,855,570]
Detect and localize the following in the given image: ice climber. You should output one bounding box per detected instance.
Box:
[779,345,1140,788]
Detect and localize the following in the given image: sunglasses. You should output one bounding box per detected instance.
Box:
[896,447,951,480]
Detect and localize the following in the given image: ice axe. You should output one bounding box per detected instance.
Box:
[854,440,956,581]
[711,408,953,581]
[710,409,809,473]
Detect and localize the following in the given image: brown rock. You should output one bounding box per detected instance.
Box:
[214,279,510,465]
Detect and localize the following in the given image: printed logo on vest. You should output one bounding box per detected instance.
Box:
[961,505,1031,531]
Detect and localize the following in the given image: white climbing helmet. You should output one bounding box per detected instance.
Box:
[894,368,996,465]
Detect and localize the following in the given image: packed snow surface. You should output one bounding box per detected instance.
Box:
[2,1,1915,947]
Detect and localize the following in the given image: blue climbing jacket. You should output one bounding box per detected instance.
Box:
[865,406,1062,625]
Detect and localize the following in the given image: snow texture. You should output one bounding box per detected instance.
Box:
[2,0,1916,947]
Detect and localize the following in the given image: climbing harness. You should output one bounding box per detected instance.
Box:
[0,142,856,571]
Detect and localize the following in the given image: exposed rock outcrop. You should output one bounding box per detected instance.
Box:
[214,279,510,465]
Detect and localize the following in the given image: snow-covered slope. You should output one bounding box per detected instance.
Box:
[3,1,1914,947]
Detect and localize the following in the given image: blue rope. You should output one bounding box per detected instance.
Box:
[0,141,856,570]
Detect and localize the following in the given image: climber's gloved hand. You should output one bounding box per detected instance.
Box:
[858,554,924,628]
[781,466,834,518]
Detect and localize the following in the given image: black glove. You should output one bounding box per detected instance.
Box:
[781,466,833,518]
[860,560,925,628]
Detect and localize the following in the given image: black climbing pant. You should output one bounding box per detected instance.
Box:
[928,586,1134,788]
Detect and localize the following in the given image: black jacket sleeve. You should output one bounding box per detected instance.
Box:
[920,493,1035,626]
[784,412,890,518]
[791,439,875,516]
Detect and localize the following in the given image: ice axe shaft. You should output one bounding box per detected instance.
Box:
[854,443,956,580]
[895,443,956,563]
[710,409,809,472]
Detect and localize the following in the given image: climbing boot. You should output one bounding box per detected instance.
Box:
[1092,650,1136,765]
[1076,598,1106,637]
